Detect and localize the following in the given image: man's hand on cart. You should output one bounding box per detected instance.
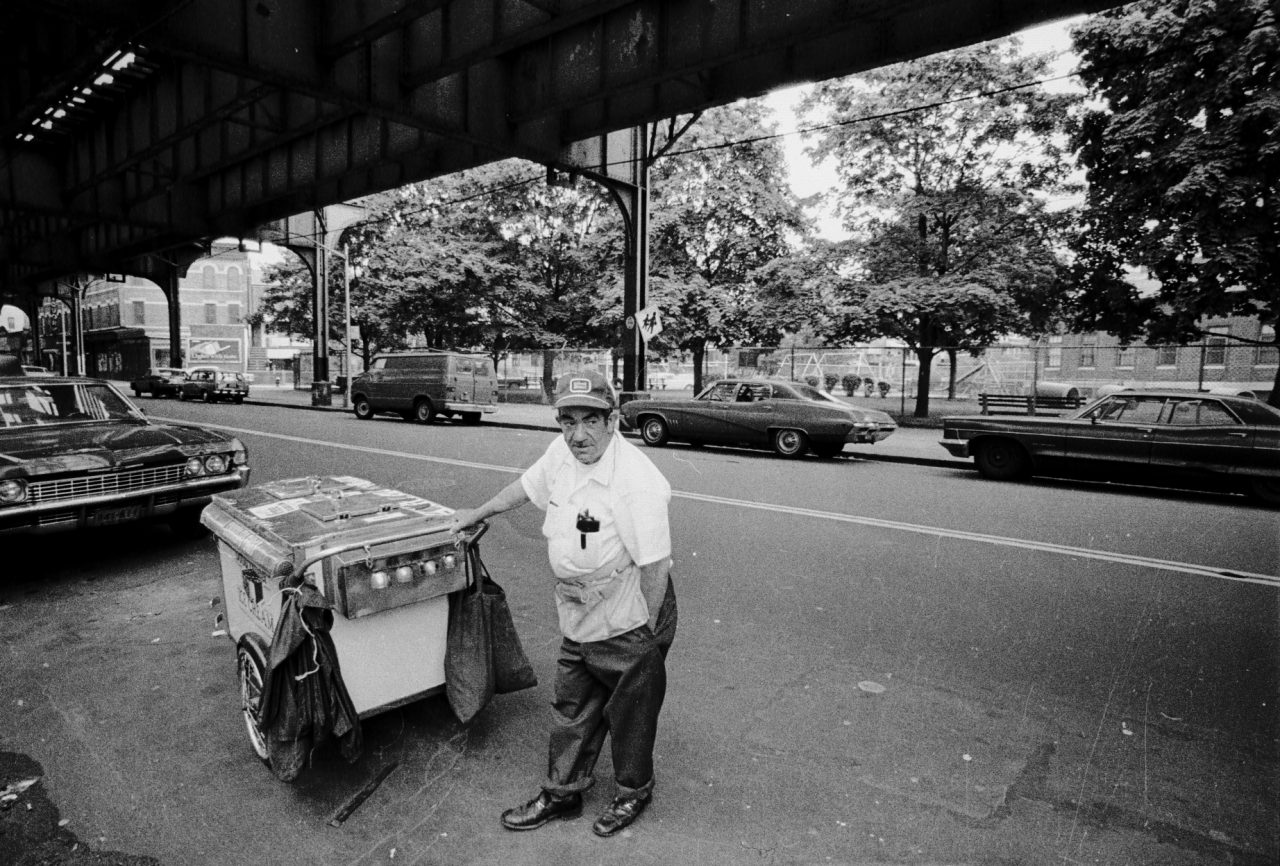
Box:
[450,508,485,536]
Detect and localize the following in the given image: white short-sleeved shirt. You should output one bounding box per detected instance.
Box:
[521,432,672,640]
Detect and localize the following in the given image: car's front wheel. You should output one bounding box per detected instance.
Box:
[640,416,669,446]
[973,439,1030,480]
[412,398,435,424]
[353,396,375,420]
[772,428,809,458]
[177,390,187,401]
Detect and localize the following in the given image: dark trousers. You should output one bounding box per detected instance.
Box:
[543,579,677,800]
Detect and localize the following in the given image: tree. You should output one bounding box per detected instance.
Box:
[1068,0,1280,405]
[648,101,811,392]
[802,40,1078,415]
[255,160,620,383]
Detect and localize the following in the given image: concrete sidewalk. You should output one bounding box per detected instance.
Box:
[231,383,967,468]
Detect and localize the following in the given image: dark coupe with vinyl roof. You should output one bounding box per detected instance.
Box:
[0,363,251,535]
[620,378,897,458]
[940,389,1280,504]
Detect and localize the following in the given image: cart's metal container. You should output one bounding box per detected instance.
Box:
[202,475,467,717]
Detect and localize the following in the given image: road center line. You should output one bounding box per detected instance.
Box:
[190,421,1280,589]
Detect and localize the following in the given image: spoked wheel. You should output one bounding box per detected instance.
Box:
[974,439,1030,480]
[237,639,270,763]
[237,637,309,781]
[640,416,669,446]
[772,428,809,458]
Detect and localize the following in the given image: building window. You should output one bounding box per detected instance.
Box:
[1079,334,1097,368]
[133,300,145,325]
[1116,344,1134,368]
[1156,344,1178,367]
[226,266,242,292]
[202,266,217,292]
[228,303,241,322]
[1204,327,1228,366]
[1255,325,1278,366]
[204,303,218,324]
[1046,335,1061,369]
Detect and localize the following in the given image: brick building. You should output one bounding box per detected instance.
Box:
[1036,316,1277,400]
[36,242,285,380]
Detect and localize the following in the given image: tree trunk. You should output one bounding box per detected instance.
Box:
[541,350,556,402]
[913,346,935,418]
[691,342,706,394]
[947,348,958,399]
[1269,359,1280,409]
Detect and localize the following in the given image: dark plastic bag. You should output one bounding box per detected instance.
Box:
[445,572,494,725]
[445,547,537,723]
[484,577,538,694]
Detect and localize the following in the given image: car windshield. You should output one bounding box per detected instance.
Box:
[0,383,145,429]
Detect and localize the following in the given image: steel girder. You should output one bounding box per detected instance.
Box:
[0,0,1117,297]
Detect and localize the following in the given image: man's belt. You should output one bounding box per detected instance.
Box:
[556,552,633,605]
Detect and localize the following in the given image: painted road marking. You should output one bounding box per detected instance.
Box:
[184,421,1280,589]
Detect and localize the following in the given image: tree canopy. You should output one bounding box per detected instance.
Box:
[800,39,1078,415]
[1068,0,1280,404]
[648,100,810,391]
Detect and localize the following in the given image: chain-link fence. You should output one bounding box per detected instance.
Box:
[397,340,1278,407]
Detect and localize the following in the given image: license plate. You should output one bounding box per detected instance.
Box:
[88,504,144,526]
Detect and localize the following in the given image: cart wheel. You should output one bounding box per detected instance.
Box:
[236,637,311,782]
[236,639,271,763]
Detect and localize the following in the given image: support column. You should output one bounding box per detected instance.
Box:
[597,125,650,394]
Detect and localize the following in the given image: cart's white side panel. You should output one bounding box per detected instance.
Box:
[329,596,449,716]
[218,542,282,646]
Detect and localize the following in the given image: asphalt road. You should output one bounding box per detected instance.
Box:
[2,401,1276,866]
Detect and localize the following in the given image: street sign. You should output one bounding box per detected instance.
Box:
[636,305,663,341]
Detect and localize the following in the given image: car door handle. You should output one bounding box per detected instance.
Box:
[1225,431,1248,437]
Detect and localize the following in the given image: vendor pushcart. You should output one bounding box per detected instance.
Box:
[202,475,493,780]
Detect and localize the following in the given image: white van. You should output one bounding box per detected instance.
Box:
[351,352,498,424]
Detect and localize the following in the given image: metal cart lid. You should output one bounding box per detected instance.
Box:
[203,476,455,573]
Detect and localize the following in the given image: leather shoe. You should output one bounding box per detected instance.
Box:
[500,791,582,831]
[591,794,650,837]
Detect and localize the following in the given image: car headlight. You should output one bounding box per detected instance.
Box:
[185,457,206,477]
[203,454,228,474]
[0,479,27,505]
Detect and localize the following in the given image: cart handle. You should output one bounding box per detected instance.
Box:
[288,519,487,584]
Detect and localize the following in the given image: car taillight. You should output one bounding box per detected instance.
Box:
[0,479,27,504]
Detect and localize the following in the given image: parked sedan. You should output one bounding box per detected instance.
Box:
[178,368,249,403]
[940,389,1280,503]
[130,366,186,397]
[620,378,897,458]
[0,375,250,535]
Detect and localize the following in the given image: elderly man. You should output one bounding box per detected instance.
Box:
[449,370,677,837]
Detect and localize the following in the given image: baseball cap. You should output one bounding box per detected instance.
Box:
[553,370,617,411]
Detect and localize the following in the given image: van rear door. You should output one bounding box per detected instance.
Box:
[471,357,498,409]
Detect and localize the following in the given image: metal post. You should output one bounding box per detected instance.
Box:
[342,242,351,409]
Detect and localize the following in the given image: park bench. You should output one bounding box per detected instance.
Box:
[978,393,1083,416]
